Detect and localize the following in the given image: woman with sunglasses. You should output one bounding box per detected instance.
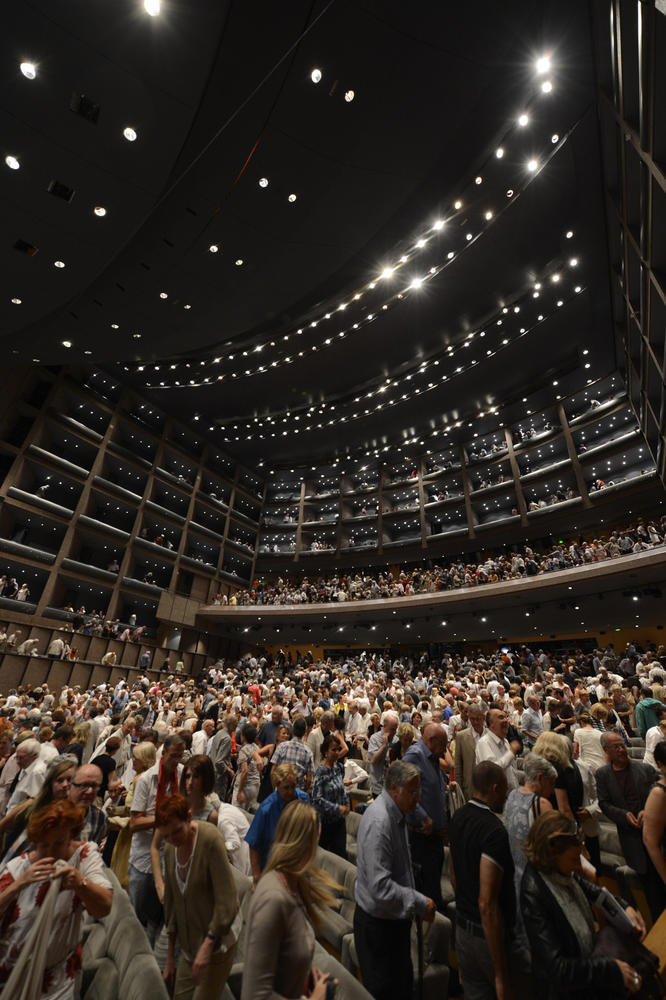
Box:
[520,810,646,998]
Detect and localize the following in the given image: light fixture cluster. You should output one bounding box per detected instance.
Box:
[210,246,583,444]
[137,56,567,387]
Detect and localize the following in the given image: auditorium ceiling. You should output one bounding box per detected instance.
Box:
[2,1,619,470]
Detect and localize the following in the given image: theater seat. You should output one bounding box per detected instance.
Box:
[345,810,362,863]
[315,847,358,953]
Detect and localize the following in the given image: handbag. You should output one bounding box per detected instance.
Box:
[592,924,664,1000]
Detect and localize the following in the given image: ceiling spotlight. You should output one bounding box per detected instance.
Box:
[566,230,574,238]
[344,89,355,102]
[475,175,482,185]
[93,206,107,217]
[541,79,553,94]
[551,273,560,282]
[62,340,72,348]
[518,113,529,127]
[159,291,168,298]
[410,277,423,288]
[551,133,559,143]
[506,188,514,197]
[235,258,244,266]
[484,210,493,220]
[288,193,297,202]
[54,260,65,268]
[123,127,137,142]
[454,199,462,210]
[381,267,394,279]
[495,147,504,158]
[111,323,119,329]
[144,0,160,13]
[20,62,37,80]
[132,332,142,339]
[536,55,551,74]
[569,257,579,266]
[5,155,20,170]
[258,177,269,188]
[209,244,219,253]
[527,158,538,172]
[311,68,322,83]
[11,297,21,305]
[433,219,444,230]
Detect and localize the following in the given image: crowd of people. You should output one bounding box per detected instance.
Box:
[233,513,666,606]
[0,636,664,998]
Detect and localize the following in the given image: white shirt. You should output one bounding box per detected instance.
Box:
[7,757,47,813]
[475,730,518,790]
[191,730,212,756]
[644,726,666,770]
[217,803,251,876]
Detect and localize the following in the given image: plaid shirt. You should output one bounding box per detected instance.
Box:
[271,738,314,789]
[312,762,349,823]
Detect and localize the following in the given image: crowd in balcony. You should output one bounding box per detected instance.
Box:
[234,513,666,606]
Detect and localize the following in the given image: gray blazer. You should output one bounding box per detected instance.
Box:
[595,760,656,873]
[454,727,478,801]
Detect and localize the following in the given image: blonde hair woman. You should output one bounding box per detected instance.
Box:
[241,801,337,1000]
[109,740,156,887]
[533,732,584,826]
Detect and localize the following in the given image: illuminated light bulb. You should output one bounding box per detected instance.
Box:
[566,230,574,238]
[111,323,119,329]
[416,238,426,248]
[495,147,504,158]
[409,277,423,289]
[311,68,322,83]
[54,260,65,268]
[11,297,21,304]
[159,292,168,299]
[475,175,482,185]
[344,90,355,102]
[551,273,560,282]
[123,127,137,141]
[551,133,559,143]
[93,206,107,217]
[466,233,473,241]
[506,188,514,197]
[62,340,72,348]
[536,55,551,74]
[574,285,582,293]
[235,258,243,265]
[288,193,297,202]
[144,0,160,13]
[381,267,394,279]
[527,158,538,172]
[484,210,493,220]
[5,155,20,170]
[569,257,579,266]
[518,113,529,127]
[20,62,37,79]
[258,177,269,187]
[541,80,553,94]
[433,219,444,230]
[454,199,462,209]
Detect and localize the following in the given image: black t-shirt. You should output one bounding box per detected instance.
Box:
[449,799,515,925]
[95,753,117,797]
[552,763,584,816]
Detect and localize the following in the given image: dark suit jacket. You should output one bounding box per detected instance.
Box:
[454,727,479,801]
[595,759,656,872]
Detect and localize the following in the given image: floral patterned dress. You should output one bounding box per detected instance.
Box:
[0,841,111,999]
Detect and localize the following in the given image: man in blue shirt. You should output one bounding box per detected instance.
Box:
[245,762,309,882]
[354,760,436,1000]
[403,723,449,911]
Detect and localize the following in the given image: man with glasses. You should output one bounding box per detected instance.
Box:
[596,731,663,920]
[68,763,107,845]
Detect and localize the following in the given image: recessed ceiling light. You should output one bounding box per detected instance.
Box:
[62,340,72,348]
[54,260,65,268]
[311,68,322,83]
[551,133,559,143]
[111,323,119,329]
[5,155,20,170]
[541,80,553,93]
[123,126,137,142]
[11,297,21,305]
[454,199,462,210]
[495,147,504,159]
[288,193,297,202]
[484,210,493,220]
[144,0,160,14]
[536,55,551,74]
[133,332,142,339]
[258,177,269,188]
[93,206,107,216]
[184,303,191,309]
[209,244,219,253]
[527,159,538,172]
[566,230,574,238]
[20,62,37,80]
[518,113,529,127]
[344,89,355,102]
[159,291,168,298]
[475,175,482,185]
[235,258,243,266]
